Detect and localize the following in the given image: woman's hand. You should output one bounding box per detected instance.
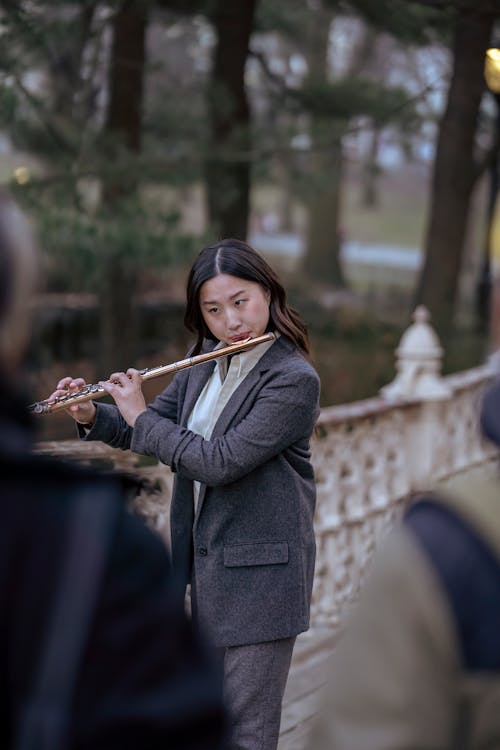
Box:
[49,377,97,425]
[100,368,147,427]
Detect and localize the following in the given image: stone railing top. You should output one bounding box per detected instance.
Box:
[315,362,494,430]
[317,396,408,427]
[444,363,495,391]
[34,439,159,474]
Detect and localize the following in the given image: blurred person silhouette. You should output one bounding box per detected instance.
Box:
[310,386,500,750]
[0,189,225,750]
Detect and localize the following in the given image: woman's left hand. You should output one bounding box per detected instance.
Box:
[100,369,147,427]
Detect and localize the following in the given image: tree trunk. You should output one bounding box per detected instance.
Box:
[99,262,138,375]
[99,2,148,376]
[302,9,346,287]
[305,130,346,285]
[413,6,495,335]
[360,127,381,209]
[102,1,147,203]
[205,0,257,239]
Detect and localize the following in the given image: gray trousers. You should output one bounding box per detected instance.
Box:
[222,637,296,750]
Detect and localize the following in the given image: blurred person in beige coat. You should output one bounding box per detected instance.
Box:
[311,383,500,750]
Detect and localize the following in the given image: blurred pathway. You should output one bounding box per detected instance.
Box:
[249,231,422,270]
[278,626,337,750]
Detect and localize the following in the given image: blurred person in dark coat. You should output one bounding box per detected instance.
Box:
[310,386,500,750]
[0,189,226,750]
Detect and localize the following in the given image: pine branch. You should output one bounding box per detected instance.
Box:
[12,75,76,156]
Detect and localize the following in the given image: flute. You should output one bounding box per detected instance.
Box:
[29,332,276,415]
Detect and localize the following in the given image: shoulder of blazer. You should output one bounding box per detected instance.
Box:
[257,335,319,379]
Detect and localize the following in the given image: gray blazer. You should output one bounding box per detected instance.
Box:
[83,335,320,648]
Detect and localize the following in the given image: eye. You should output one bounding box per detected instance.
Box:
[207,306,219,314]
[235,298,246,306]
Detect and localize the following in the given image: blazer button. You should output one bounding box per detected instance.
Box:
[198,547,208,556]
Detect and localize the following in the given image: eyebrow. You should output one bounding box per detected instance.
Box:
[201,289,247,305]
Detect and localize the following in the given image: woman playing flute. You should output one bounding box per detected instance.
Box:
[51,239,320,750]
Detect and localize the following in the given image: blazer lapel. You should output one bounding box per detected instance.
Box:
[194,336,293,521]
[211,335,292,438]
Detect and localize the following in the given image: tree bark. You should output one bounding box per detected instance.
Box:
[304,130,346,285]
[205,0,258,239]
[413,5,495,334]
[360,127,381,209]
[102,1,147,203]
[302,9,346,286]
[99,2,148,375]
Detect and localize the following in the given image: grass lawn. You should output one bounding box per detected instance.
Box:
[251,162,429,251]
[342,165,428,248]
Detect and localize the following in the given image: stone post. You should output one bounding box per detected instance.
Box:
[380,306,452,489]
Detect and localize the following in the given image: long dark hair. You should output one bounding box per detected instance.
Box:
[184,239,310,356]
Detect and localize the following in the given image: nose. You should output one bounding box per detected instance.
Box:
[225,307,242,330]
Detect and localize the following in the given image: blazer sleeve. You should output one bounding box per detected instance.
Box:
[130,365,320,485]
[80,373,182,450]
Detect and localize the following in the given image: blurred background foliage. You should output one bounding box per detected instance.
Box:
[32,201,193,292]
[0,0,499,437]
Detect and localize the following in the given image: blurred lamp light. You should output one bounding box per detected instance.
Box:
[13,166,31,185]
[485,48,500,94]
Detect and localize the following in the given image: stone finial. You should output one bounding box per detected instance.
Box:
[380,306,452,401]
[396,305,442,360]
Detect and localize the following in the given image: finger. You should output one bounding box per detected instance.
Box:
[56,376,74,390]
[99,380,116,394]
[68,377,87,389]
[112,375,131,388]
[126,368,142,383]
[56,376,87,391]
[107,371,127,383]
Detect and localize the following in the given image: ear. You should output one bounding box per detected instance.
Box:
[265,287,271,304]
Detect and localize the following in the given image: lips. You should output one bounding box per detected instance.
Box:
[229,333,251,343]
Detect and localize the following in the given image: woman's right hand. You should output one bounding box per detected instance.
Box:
[48,376,97,425]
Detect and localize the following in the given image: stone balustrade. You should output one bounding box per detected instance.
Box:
[310,364,497,626]
[36,308,500,628]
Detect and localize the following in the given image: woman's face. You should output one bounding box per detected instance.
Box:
[199,273,270,345]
